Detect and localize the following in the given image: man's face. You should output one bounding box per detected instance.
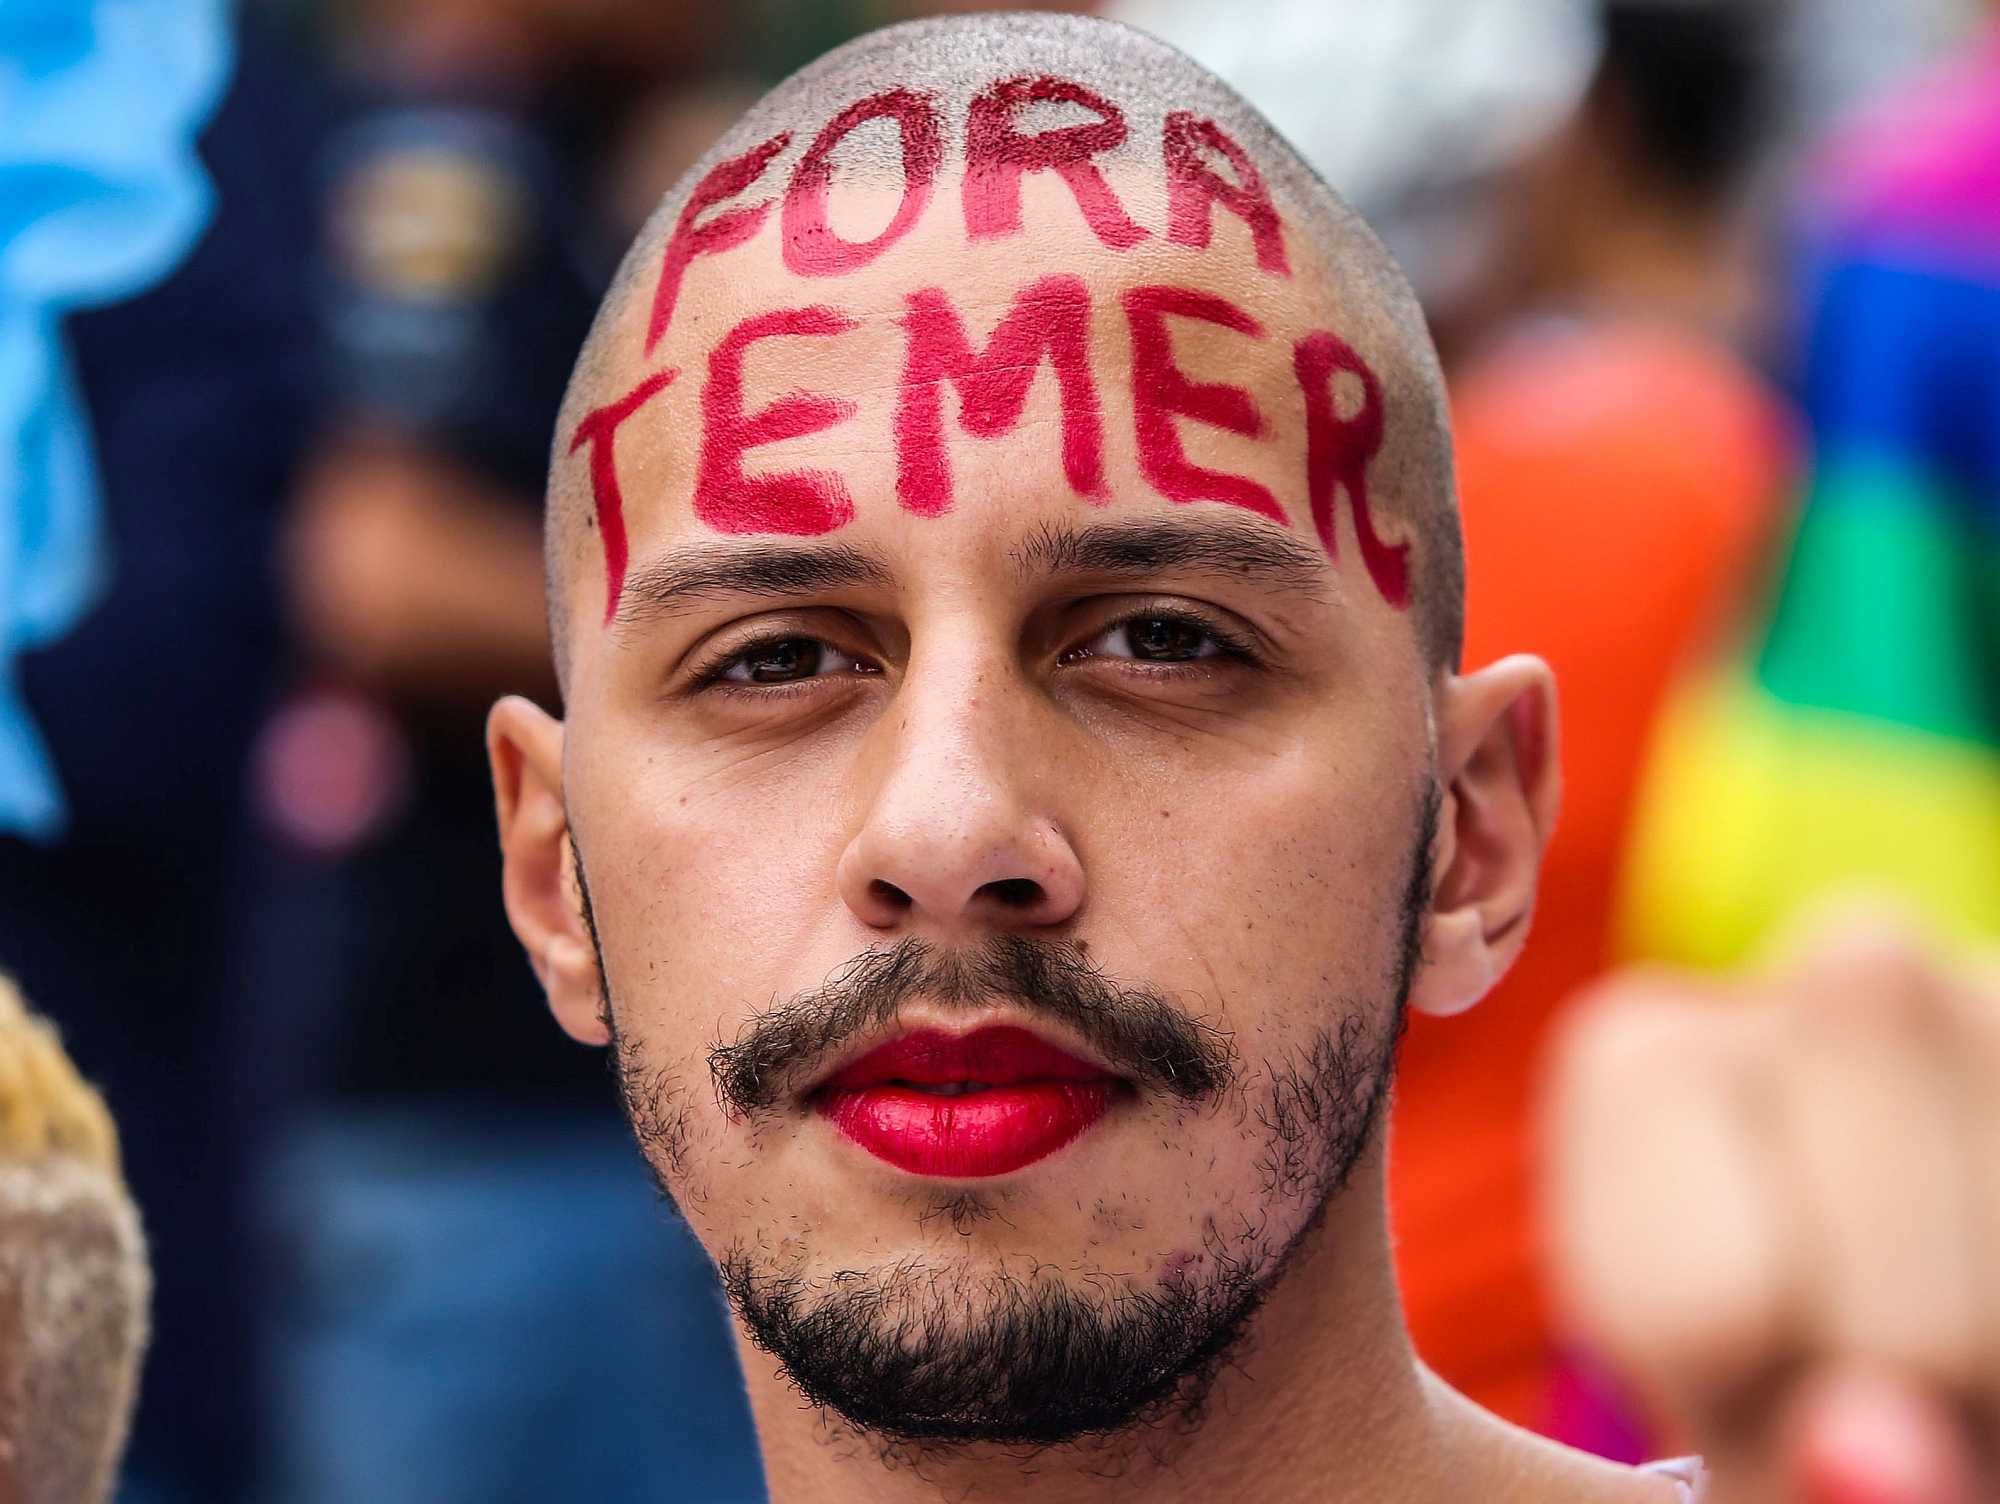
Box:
[520,141,1461,1443]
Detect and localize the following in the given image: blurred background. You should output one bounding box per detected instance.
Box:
[0,0,1993,1499]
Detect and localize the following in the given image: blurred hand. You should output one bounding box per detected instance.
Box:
[287,426,555,707]
[1544,913,1998,1504]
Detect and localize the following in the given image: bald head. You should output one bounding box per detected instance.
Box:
[496,22,1546,1464]
[548,11,1463,679]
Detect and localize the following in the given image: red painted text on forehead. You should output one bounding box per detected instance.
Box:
[696,306,859,536]
[784,88,943,277]
[898,275,1105,518]
[964,75,1147,250]
[570,367,675,622]
[1126,285,1282,525]
[577,73,1409,628]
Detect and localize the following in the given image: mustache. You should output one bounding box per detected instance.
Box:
[708,936,1236,1116]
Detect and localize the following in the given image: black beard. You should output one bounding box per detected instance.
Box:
[719,1007,1404,1452]
[587,784,1436,1451]
[721,1244,1261,1449]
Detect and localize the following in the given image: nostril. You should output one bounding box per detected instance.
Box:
[869,879,913,911]
[979,877,1044,910]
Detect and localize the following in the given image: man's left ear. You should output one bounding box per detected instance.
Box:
[1408,654,1561,1019]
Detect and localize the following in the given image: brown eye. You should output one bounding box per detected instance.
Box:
[1076,614,1229,664]
[1124,617,1211,661]
[738,638,823,683]
[714,636,876,687]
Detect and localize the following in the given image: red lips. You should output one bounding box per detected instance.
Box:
[814,1026,1119,1178]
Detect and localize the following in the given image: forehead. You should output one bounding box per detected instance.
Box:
[557,69,1418,638]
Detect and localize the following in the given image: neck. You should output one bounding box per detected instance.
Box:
[734,1144,1651,1504]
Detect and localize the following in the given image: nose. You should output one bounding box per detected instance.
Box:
[835,668,1085,935]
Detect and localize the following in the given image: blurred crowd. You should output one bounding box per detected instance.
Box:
[0,0,1993,1500]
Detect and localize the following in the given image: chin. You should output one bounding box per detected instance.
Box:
[707,1106,1367,1452]
[717,1230,1278,1449]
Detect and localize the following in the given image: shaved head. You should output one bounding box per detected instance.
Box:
[545,11,1463,682]
[493,12,1567,1472]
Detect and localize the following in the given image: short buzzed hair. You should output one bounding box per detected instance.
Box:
[549,11,1465,674]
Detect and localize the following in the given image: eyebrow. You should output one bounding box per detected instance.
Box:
[1012,515,1331,602]
[613,542,893,630]
[612,512,1332,634]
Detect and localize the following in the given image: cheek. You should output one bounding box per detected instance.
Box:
[570,734,857,1121]
[1093,719,1421,1000]
[582,710,855,952]
[605,809,826,984]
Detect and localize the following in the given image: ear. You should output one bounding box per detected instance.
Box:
[1408,654,1561,1019]
[487,694,610,1047]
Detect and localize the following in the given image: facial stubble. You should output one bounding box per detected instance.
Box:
[573,781,1436,1452]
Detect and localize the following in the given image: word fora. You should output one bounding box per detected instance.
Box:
[571,75,1410,622]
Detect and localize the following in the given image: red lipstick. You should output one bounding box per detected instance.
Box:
[815,1026,1118,1178]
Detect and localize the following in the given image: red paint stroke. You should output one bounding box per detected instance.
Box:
[570,367,678,623]
[896,275,1105,517]
[695,306,859,536]
[964,75,1147,250]
[1163,112,1290,276]
[1124,285,1283,523]
[645,132,791,356]
[783,88,943,277]
[1294,331,1407,608]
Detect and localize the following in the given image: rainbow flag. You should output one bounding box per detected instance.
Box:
[1619,24,2000,967]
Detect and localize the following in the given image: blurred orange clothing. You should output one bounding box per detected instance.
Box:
[1391,318,1793,1427]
